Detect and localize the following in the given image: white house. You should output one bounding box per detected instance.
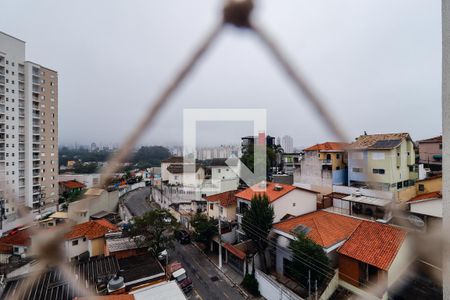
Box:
[235,181,319,240]
[167,163,205,186]
[408,191,442,231]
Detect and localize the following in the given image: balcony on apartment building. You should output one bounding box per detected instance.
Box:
[32,111,40,119]
[18,109,25,118]
[19,170,25,178]
[0,153,4,161]
[19,91,25,100]
[19,180,25,188]
[0,95,4,104]
[18,100,25,108]
[18,64,24,74]
[32,169,40,177]
[18,82,24,91]
[0,75,5,85]
[18,162,25,170]
[18,145,25,152]
[19,153,25,161]
[32,84,40,94]
[32,102,40,110]
[32,153,39,160]
[0,86,4,95]
[18,74,24,82]
[32,145,39,151]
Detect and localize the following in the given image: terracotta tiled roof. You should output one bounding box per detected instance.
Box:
[337,221,407,271]
[0,228,31,249]
[205,190,238,207]
[273,211,362,248]
[236,182,317,203]
[223,243,246,260]
[60,180,85,189]
[349,133,411,150]
[418,135,442,144]
[408,191,442,203]
[304,142,348,152]
[65,219,119,241]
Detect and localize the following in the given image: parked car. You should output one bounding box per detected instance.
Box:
[158,249,168,263]
[166,262,193,294]
[174,230,190,244]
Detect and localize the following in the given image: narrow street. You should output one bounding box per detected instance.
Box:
[171,242,246,300]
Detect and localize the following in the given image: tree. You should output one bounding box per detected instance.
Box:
[190,213,217,251]
[288,233,330,287]
[242,194,274,273]
[128,209,178,255]
[241,144,276,180]
[131,146,171,168]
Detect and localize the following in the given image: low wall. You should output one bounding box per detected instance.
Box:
[118,182,146,197]
[320,270,339,300]
[255,269,303,300]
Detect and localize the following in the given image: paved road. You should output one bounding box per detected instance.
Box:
[171,242,245,300]
[122,186,153,217]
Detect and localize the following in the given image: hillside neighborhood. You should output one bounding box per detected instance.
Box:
[0,132,443,300]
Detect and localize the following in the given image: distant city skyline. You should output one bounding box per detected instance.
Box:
[1,0,441,148]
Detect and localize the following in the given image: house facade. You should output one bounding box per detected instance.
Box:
[417,135,442,171]
[347,133,417,191]
[294,142,348,194]
[337,221,412,299]
[235,182,318,239]
[63,219,119,260]
[272,211,362,275]
[206,190,238,222]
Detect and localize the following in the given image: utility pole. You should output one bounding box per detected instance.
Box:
[218,217,222,269]
[308,270,311,298]
[443,0,450,298]
[314,280,318,300]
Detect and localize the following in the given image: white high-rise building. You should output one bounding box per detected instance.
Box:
[0,32,58,230]
[281,135,294,153]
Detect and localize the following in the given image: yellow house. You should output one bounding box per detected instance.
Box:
[206,190,238,222]
[416,175,442,195]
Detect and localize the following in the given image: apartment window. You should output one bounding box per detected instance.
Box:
[210,203,214,210]
[352,168,363,173]
[418,184,425,192]
[397,182,403,189]
[440,144,443,150]
[336,153,340,159]
[72,240,78,246]
[372,169,385,175]
[83,237,86,242]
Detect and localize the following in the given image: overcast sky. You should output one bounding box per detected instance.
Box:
[1,0,442,148]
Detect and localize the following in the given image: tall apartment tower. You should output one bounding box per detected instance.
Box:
[281,135,294,153]
[0,32,58,230]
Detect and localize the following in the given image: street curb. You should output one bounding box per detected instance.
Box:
[191,242,251,300]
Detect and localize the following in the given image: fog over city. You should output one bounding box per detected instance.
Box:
[1,0,441,147]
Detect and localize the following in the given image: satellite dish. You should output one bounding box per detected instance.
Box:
[408,215,425,228]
